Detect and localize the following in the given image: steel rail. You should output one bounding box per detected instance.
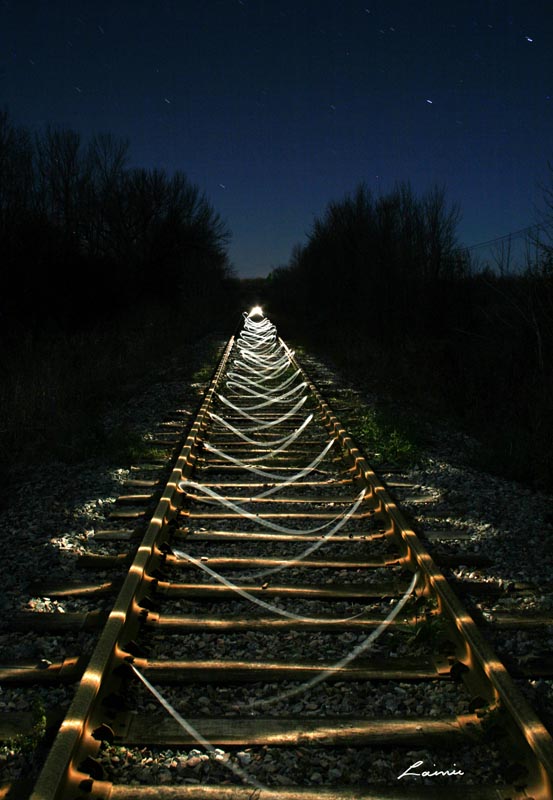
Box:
[282,337,553,800]
[30,337,236,800]
[24,322,553,800]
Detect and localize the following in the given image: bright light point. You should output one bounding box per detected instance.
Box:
[426,99,433,104]
[525,36,533,42]
[248,305,264,318]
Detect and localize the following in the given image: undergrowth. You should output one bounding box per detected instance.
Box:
[292,342,422,470]
[347,407,422,469]
[2,697,46,756]
[0,305,227,486]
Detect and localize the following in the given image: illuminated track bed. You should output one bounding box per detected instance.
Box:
[5,309,553,799]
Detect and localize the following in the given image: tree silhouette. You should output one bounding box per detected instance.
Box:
[0,110,234,329]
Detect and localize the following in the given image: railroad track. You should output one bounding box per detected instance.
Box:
[2,308,553,798]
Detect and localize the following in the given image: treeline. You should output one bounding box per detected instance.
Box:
[267,182,553,489]
[268,183,469,336]
[0,109,239,478]
[0,108,235,330]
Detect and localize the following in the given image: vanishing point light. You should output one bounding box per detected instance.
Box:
[248,305,264,318]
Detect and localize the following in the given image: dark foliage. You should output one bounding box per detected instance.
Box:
[267,182,553,489]
[267,182,467,338]
[0,109,240,480]
[0,109,235,331]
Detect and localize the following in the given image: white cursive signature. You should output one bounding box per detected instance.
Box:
[397,760,465,780]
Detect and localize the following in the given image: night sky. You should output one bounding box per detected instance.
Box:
[2,1,553,277]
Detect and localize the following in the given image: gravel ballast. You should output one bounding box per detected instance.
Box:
[1,333,552,792]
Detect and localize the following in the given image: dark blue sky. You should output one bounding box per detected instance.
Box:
[2,0,552,276]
